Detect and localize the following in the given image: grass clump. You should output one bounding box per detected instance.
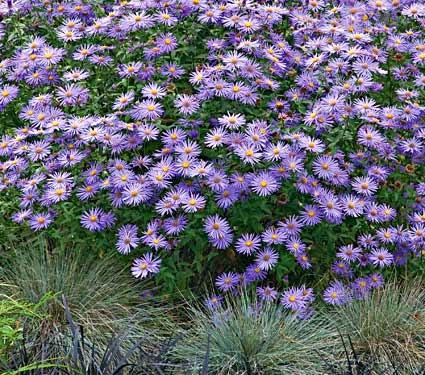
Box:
[172,290,338,374]
[327,280,425,374]
[0,237,176,372]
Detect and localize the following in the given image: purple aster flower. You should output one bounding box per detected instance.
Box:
[204,215,232,240]
[12,209,32,223]
[281,287,307,311]
[352,176,378,196]
[337,245,362,263]
[250,172,279,196]
[113,91,135,110]
[182,193,206,213]
[215,272,239,292]
[244,264,268,283]
[341,194,364,217]
[161,63,185,78]
[122,183,152,206]
[296,253,312,269]
[215,187,239,209]
[28,141,51,161]
[255,247,279,271]
[29,211,54,231]
[257,286,278,302]
[369,248,393,267]
[261,227,286,245]
[369,273,384,288]
[300,205,323,226]
[332,260,352,276]
[351,277,372,299]
[0,85,19,108]
[163,215,187,235]
[80,207,109,232]
[323,281,350,306]
[300,136,325,153]
[205,295,223,310]
[174,94,200,116]
[235,233,261,255]
[285,237,307,256]
[116,224,139,254]
[130,100,164,121]
[210,233,233,250]
[76,182,101,201]
[131,253,161,279]
[279,216,304,237]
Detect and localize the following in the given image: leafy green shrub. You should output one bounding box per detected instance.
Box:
[0,292,52,360]
[172,290,338,374]
[0,292,60,374]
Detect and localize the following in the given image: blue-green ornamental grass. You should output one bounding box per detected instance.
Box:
[0,0,424,314]
[172,290,338,374]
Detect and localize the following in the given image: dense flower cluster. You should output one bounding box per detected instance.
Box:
[0,0,424,311]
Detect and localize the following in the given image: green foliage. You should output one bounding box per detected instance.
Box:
[0,292,53,360]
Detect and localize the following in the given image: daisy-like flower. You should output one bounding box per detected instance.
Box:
[38,46,64,66]
[257,286,278,302]
[113,91,135,110]
[205,127,228,148]
[122,183,152,206]
[163,215,187,235]
[218,113,246,129]
[369,248,393,267]
[262,227,286,245]
[130,100,164,121]
[215,272,239,292]
[182,193,206,213]
[336,245,362,263]
[281,287,307,311]
[80,207,111,232]
[12,209,32,223]
[312,156,338,179]
[141,83,167,100]
[351,277,372,299]
[323,281,350,305]
[250,172,279,196]
[369,273,384,288]
[156,32,178,53]
[255,247,279,270]
[56,84,89,107]
[131,253,161,279]
[351,176,378,196]
[299,136,325,153]
[341,194,365,217]
[29,212,54,231]
[0,85,19,108]
[205,295,223,310]
[204,215,232,240]
[300,205,323,226]
[235,144,262,165]
[235,233,261,255]
[174,94,200,116]
[245,264,268,282]
[116,224,139,254]
[28,141,51,161]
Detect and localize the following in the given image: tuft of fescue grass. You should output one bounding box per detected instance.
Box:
[0,237,177,371]
[326,280,425,374]
[171,289,339,375]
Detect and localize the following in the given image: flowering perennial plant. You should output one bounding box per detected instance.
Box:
[0,0,424,313]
